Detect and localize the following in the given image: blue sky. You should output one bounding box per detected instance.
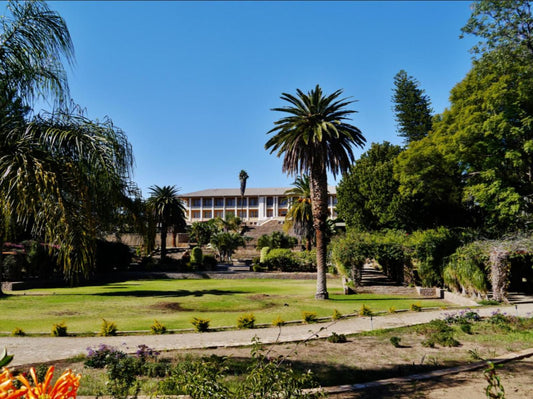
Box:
[27,1,476,197]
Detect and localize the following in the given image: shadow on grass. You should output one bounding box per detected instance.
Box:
[94,289,245,298]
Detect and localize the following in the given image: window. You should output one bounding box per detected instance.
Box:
[226,198,235,207]
[214,198,224,207]
[249,197,258,206]
[279,197,288,207]
[330,196,338,205]
[191,199,201,208]
[266,197,273,206]
[203,198,212,207]
[249,209,258,218]
[238,210,247,218]
[203,210,212,219]
[267,209,273,217]
[192,210,201,219]
[237,198,247,207]
[226,211,235,217]
[278,209,287,217]
[214,210,224,218]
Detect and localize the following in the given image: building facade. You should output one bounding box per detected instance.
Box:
[179,187,337,224]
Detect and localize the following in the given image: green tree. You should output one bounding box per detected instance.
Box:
[189,220,219,246]
[392,70,433,144]
[147,185,186,263]
[461,0,533,58]
[283,175,314,250]
[210,232,246,262]
[337,142,412,230]
[266,85,366,299]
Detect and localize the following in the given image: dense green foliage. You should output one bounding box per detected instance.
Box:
[330,228,462,288]
[256,231,297,250]
[337,142,411,230]
[392,70,433,144]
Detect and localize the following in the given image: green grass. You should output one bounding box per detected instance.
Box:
[0,278,449,334]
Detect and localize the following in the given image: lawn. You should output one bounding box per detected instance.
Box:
[1,278,449,334]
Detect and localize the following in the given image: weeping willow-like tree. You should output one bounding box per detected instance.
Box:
[0,1,136,289]
[266,85,366,299]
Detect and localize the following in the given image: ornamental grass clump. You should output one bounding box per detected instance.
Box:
[191,317,210,332]
[359,304,373,317]
[52,321,68,337]
[150,319,167,335]
[100,319,118,336]
[272,315,285,327]
[237,313,256,329]
[302,311,318,324]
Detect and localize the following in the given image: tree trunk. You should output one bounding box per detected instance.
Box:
[160,225,167,263]
[310,167,329,300]
[0,239,4,296]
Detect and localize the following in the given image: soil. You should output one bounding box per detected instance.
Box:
[169,327,533,399]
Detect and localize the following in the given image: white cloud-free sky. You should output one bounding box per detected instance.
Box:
[17,1,477,196]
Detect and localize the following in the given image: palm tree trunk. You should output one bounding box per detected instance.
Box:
[160,225,168,263]
[0,239,4,296]
[310,168,329,300]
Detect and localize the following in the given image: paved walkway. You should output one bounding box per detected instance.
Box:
[2,303,533,367]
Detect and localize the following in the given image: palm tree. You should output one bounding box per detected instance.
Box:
[266,85,365,299]
[147,185,186,263]
[284,175,314,251]
[1,1,135,290]
[239,170,249,221]
[0,0,74,107]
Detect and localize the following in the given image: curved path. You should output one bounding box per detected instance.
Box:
[2,303,533,367]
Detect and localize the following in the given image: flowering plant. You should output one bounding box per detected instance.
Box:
[0,366,80,399]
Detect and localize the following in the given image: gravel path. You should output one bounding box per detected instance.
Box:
[2,303,532,367]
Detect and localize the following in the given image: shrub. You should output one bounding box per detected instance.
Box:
[262,248,300,272]
[85,344,126,369]
[191,317,210,332]
[410,302,422,312]
[256,231,297,250]
[272,315,285,327]
[237,313,256,329]
[359,304,373,317]
[151,319,167,335]
[202,254,218,270]
[259,247,270,263]
[418,319,460,348]
[95,240,132,273]
[460,322,473,334]
[191,246,203,266]
[302,311,318,324]
[11,327,25,337]
[388,306,397,314]
[327,332,347,343]
[100,319,118,336]
[332,309,342,320]
[51,322,68,337]
[390,336,402,347]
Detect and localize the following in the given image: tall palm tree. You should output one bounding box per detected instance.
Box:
[147,185,186,263]
[284,175,314,251]
[239,170,249,221]
[266,85,366,299]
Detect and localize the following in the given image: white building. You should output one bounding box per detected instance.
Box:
[179,187,337,224]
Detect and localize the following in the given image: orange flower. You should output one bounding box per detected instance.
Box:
[16,366,80,399]
[0,368,24,399]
